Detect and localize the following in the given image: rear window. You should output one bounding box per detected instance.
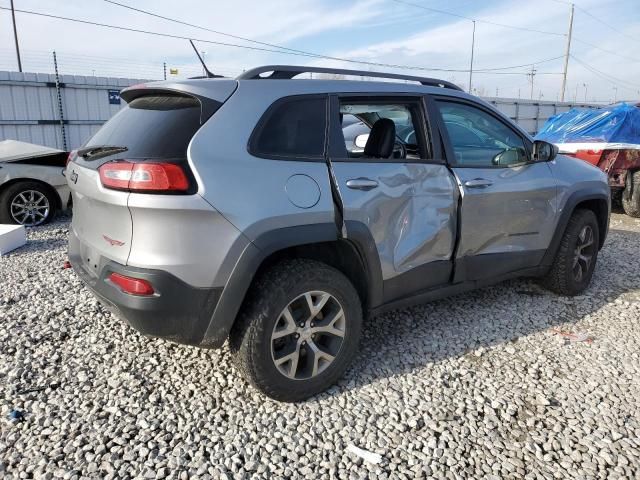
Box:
[250,96,327,159]
[84,94,202,159]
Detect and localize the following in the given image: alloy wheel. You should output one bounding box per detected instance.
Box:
[10,190,50,226]
[270,291,346,380]
[573,225,595,282]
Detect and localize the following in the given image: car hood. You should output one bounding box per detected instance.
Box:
[0,140,66,163]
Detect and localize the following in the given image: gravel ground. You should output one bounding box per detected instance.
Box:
[1,212,639,479]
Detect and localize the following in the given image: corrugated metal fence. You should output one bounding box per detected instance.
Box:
[485,97,598,135]
[0,71,147,151]
[1,70,600,150]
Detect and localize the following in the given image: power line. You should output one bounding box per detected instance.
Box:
[3,48,245,76]
[572,37,640,63]
[0,7,324,59]
[574,5,640,44]
[0,6,563,77]
[474,55,564,72]
[570,55,640,91]
[390,0,566,36]
[392,0,640,96]
[102,0,563,74]
[101,0,333,59]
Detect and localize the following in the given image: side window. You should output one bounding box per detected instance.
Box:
[436,101,528,167]
[251,96,327,159]
[338,99,429,161]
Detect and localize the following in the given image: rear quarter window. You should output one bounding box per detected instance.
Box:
[250,96,327,160]
[84,94,202,159]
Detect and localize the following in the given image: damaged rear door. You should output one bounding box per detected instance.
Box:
[327,94,458,304]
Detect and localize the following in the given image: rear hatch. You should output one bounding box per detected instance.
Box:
[67,80,237,272]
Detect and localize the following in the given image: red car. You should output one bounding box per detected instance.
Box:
[537,103,640,216]
[565,145,640,216]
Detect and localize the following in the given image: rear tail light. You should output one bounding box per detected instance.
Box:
[108,272,155,296]
[567,149,603,165]
[98,161,190,193]
[66,150,76,167]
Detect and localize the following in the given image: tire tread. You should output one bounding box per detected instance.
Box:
[622,170,640,218]
[229,258,361,402]
[541,209,599,296]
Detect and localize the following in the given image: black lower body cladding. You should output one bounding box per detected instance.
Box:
[68,235,221,347]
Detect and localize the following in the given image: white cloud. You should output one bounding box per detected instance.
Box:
[0,0,638,101]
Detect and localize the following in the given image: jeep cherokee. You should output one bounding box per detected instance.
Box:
[66,65,610,402]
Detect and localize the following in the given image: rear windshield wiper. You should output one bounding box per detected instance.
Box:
[77,145,128,161]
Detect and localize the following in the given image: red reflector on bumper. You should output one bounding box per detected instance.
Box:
[108,273,155,296]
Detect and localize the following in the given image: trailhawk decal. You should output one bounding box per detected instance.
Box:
[103,235,125,247]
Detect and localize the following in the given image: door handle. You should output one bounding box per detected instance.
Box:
[346,178,379,191]
[464,178,493,188]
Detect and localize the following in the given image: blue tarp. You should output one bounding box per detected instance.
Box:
[535,103,640,144]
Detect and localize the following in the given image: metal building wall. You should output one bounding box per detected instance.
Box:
[1,70,601,150]
[485,97,598,135]
[0,71,148,151]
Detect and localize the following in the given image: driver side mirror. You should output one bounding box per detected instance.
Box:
[533,140,558,162]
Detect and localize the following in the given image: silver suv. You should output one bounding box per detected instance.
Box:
[67,66,610,401]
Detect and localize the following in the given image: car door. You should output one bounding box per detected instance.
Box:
[327,94,458,304]
[432,97,558,282]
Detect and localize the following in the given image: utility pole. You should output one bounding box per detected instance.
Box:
[583,83,588,103]
[560,3,574,102]
[163,62,167,80]
[613,86,618,103]
[468,20,475,94]
[10,0,22,72]
[527,65,537,100]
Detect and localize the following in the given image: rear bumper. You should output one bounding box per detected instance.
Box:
[69,232,221,346]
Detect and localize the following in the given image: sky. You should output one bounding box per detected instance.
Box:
[0,0,639,102]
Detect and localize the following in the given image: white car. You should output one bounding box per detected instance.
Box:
[0,140,71,226]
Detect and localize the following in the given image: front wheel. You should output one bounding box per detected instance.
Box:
[230,259,362,402]
[540,209,600,296]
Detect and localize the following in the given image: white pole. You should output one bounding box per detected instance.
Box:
[560,3,575,101]
[10,0,22,72]
[468,21,475,94]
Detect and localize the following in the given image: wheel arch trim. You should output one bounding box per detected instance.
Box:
[541,189,610,268]
[200,221,383,348]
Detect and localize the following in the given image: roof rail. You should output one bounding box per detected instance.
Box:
[237,65,463,91]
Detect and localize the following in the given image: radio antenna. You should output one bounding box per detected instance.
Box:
[189,40,222,78]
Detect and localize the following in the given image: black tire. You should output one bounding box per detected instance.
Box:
[621,170,640,218]
[540,209,600,296]
[0,181,57,226]
[229,259,362,402]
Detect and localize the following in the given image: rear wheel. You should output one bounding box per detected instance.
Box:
[540,209,599,296]
[230,259,362,402]
[0,181,57,226]
[622,170,640,217]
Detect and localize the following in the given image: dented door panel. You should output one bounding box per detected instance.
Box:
[331,162,457,280]
[452,162,558,258]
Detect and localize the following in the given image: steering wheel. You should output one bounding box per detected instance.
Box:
[392,141,407,159]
